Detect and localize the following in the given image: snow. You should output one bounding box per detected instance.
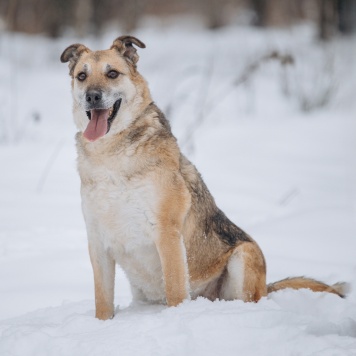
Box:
[0,22,356,355]
[1,293,356,356]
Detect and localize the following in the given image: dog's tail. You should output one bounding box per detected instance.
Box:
[267,277,350,298]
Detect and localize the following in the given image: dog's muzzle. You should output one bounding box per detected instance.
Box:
[83,98,122,142]
[85,90,102,107]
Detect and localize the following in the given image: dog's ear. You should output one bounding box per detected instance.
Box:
[60,44,90,76]
[111,36,146,66]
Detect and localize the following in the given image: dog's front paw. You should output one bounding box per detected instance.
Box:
[167,294,190,307]
[95,308,114,320]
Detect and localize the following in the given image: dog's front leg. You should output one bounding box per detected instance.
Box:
[156,231,190,306]
[88,242,115,320]
[156,174,191,307]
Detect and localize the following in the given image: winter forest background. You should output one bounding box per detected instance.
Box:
[2,0,356,39]
[0,1,356,355]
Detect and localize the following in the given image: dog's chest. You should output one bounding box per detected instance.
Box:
[82,165,157,246]
[80,155,165,301]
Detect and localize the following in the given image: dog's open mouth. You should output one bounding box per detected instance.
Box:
[83,98,122,141]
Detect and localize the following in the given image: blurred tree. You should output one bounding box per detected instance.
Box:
[318,0,356,40]
[91,0,109,35]
[202,0,229,29]
[0,0,354,37]
[318,0,337,40]
[250,0,306,27]
[120,0,145,32]
[250,0,267,26]
[46,0,74,38]
[337,0,356,34]
[1,0,74,37]
[74,0,93,37]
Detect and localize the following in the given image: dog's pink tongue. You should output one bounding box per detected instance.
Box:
[83,109,110,141]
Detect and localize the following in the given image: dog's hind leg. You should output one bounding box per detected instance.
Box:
[220,241,267,302]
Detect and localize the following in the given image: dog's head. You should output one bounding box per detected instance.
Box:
[61,36,149,142]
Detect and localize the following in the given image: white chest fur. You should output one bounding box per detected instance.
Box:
[79,153,166,302]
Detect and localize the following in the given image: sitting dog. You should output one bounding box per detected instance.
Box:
[61,36,346,320]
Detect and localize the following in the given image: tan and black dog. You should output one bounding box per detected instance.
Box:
[61,36,346,320]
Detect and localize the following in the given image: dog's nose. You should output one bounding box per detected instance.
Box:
[86,90,102,104]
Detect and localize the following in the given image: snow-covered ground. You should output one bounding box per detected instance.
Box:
[0,22,356,355]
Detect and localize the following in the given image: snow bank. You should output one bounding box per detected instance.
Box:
[1,291,356,356]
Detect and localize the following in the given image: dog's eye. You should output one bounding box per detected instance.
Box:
[77,72,87,81]
[107,70,119,79]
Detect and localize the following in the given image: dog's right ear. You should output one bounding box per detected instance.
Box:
[60,44,90,76]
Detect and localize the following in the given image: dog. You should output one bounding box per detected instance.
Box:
[61,36,346,320]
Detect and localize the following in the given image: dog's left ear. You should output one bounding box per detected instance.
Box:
[60,43,90,76]
[111,36,146,66]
